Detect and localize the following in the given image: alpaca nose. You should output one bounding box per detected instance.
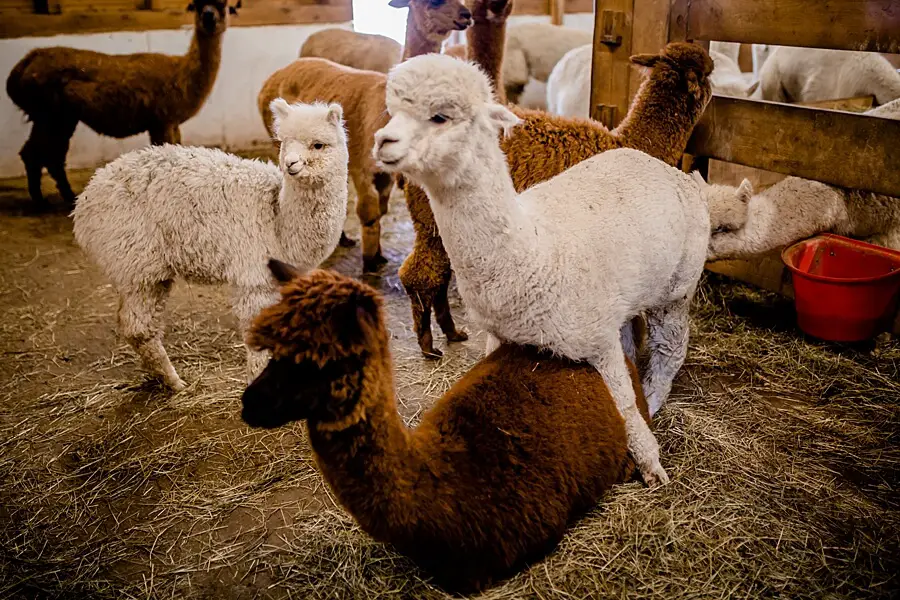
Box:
[376,135,399,152]
[460,7,472,20]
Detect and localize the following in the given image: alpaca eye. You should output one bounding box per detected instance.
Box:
[712,226,733,234]
[430,114,449,124]
[312,142,325,150]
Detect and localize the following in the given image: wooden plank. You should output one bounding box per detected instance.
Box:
[686,96,900,197]
[513,0,592,15]
[589,0,634,128]
[797,95,874,112]
[680,0,900,53]
[0,1,352,38]
[626,0,670,101]
[549,0,564,25]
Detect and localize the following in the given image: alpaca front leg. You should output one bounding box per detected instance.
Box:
[149,124,181,145]
[353,169,387,272]
[118,282,186,391]
[232,286,280,382]
[590,341,669,487]
[434,279,468,343]
[641,298,690,417]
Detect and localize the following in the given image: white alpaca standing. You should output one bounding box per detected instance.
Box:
[74,100,349,390]
[703,176,900,260]
[374,54,710,486]
[502,22,593,104]
[751,47,900,104]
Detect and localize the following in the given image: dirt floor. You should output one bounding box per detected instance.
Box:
[1,161,898,599]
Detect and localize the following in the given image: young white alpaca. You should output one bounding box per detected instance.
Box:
[703,175,900,261]
[374,54,710,486]
[74,100,348,390]
[751,47,900,105]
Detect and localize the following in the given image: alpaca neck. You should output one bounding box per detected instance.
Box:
[419,135,534,286]
[467,12,509,103]
[275,175,346,270]
[613,73,700,166]
[180,28,224,110]
[402,11,446,60]
[306,346,423,538]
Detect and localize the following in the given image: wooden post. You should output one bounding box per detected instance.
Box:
[589,0,634,128]
[549,0,565,25]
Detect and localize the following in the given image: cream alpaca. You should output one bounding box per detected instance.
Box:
[502,22,592,103]
[73,100,348,390]
[375,55,710,486]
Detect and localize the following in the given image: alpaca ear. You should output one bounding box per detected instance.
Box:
[630,53,662,68]
[229,1,241,15]
[326,103,344,127]
[737,178,754,203]
[388,0,411,8]
[691,170,708,188]
[486,103,522,136]
[186,3,195,11]
[270,98,291,134]
[268,259,303,285]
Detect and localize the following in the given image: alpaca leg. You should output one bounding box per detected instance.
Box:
[232,285,280,382]
[353,169,387,272]
[484,332,501,356]
[590,340,668,487]
[433,278,468,343]
[44,119,78,206]
[642,298,691,417]
[19,128,47,209]
[338,232,357,248]
[149,124,181,145]
[118,281,186,391]
[620,321,638,364]
[409,291,440,358]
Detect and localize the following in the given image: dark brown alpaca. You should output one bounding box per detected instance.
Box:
[241,261,651,592]
[400,0,714,357]
[5,0,235,209]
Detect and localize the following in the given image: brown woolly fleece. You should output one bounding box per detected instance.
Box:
[6,0,232,209]
[241,262,650,592]
[256,0,472,272]
[400,0,714,356]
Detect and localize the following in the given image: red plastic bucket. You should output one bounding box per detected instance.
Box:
[781,234,900,342]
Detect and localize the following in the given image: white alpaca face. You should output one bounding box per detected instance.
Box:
[373,54,520,186]
[706,179,753,260]
[271,99,348,185]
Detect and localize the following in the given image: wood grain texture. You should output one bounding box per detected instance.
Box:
[589,0,634,128]
[680,0,900,53]
[687,96,900,197]
[513,0,592,15]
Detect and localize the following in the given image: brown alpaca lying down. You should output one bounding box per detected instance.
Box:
[241,261,651,591]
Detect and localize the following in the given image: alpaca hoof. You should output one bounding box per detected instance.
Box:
[446,329,469,343]
[25,200,52,215]
[422,347,443,359]
[338,232,357,248]
[168,378,188,392]
[641,463,670,488]
[363,253,389,273]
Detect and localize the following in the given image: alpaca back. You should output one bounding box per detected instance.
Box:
[299,29,402,74]
[74,145,282,288]
[258,58,387,169]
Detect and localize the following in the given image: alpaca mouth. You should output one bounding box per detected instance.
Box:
[453,19,471,30]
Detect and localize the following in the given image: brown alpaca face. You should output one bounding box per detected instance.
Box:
[188,0,234,36]
[390,0,473,40]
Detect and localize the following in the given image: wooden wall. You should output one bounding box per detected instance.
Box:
[0,0,353,38]
[513,0,593,15]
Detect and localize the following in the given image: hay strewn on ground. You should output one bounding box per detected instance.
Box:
[1,168,898,599]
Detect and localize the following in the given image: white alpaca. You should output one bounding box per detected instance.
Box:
[703,176,900,261]
[503,22,592,104]
[73,100,349,390]
[751,47,900,104]
[374,54,710,486]
[708,49,755,97]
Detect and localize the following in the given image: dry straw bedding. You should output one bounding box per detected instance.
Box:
[0,176,898,599]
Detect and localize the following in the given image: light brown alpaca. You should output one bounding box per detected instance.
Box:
[257,0,472,272]
[241,262,650,592]
[299,28,402,74]
[400,0,714,356]
[5,0,235,210]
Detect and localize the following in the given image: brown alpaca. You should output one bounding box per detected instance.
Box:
[257,0,472,272]
[400,0,714,356]
[5,0,235,210]
[241,261,650,592]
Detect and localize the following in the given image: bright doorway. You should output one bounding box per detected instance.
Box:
[352,0,407,43]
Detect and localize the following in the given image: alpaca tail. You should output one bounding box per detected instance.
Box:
[6,48,77,120]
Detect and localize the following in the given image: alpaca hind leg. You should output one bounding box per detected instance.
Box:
[118,281,186,391]
[232,285,280,382]
[44,118,78,205]
[590,340,668,487]
[409,291,440,358]
[149,124,181,145]
[642,297,691,417]
[434,278,468,343]
[19,129,47,209]
[354,169,387,272]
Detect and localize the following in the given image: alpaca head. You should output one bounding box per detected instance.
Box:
[389,0,473,42]
[241,262,385,429]
[631,42,715,118]
[187,0,238,36]
[270,99,348,185]
[693,173,753,259]
[373,54,521,188]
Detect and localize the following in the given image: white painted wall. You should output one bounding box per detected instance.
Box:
[0,22,348,177]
